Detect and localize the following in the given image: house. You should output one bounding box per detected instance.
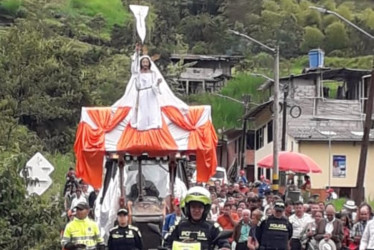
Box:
[216,128,242,181]
[170,54,242,95]
[247,67,374,198]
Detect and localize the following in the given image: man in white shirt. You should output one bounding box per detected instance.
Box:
[360,215,374,250]
[289,201,312,250]
[70,189,87,211]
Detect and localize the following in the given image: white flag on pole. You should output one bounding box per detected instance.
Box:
[130,5,149,44]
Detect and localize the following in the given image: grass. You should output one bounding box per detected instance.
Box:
[65,0,130,29]
[184,74,267,130]
[0,0,22,15]
[322,81,339,99]
[221,73,267,104]
[42,152,75,200]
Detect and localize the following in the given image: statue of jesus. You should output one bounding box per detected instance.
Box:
[130,44,163,131]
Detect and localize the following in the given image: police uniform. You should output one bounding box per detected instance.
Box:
[61,217,103,250]
[108,224,143,250]
[256,215,293,250]
[164,218,231,250]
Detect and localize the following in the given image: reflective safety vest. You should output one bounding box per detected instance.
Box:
[61,217,103,250]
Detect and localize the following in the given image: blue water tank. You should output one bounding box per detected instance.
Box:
[308,49,325,68]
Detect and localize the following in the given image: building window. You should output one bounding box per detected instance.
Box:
[255,126,265,150]
[247,130,255,150]
[267,120,273,143]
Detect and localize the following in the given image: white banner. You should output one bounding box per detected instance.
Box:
[130,5,149,43]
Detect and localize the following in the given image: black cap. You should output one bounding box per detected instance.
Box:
[274,201,285,211]
[117,208,129,216]
[75,202,90,210]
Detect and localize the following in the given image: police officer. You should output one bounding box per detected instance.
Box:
[108,208,143,250]
[164,186,231,250]
[256,200,293,250]
[61,202,104,250]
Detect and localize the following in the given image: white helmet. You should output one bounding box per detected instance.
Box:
[181,186,211,221]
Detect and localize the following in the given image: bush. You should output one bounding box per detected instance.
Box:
[300,26,325,53]
[0,154,64,249]
[184,74,267,130]
[324,22,349,53]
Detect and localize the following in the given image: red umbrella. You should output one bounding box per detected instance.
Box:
[257,151,322,173]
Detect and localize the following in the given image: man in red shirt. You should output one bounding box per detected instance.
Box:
[239,181,249,194]
[218,203,240,243]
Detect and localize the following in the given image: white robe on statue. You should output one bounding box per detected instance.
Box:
[112,53,188,130]
[131,71,162,130]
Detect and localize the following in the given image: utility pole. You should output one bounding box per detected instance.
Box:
[281,78,290,151]
[280,76,289,187]
[355,64,374,203]
[241,95,251,170]
[273,46,280,194]
[228,30,280,194]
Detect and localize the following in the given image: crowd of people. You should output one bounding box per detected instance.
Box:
[178,176,374,250]
[60,167,374,250]
[63,168,99,220]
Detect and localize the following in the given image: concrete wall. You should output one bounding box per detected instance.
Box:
[292,81,316,99]
[220,138,240,169]
[298,141,374,198]
[246,150,254,165]
[252,108,274,179]
[195,61,231,76]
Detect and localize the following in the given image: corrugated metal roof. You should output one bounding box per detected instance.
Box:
[289,128,374,142]
[171,54,243,61]
[258,68,372,91]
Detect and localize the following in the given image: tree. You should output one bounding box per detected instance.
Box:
[179,13,231,54]
[277,15,304,58]
[110,22,134,50]
[360,8,374,29]
[322,15,337,29]
[88,13,107,45]
[324,22,349,53]
[336,4,353,21]
[150,0,180,51]
[300,26,325,52]
[301,9,322,27]
[256,10,283,46]
[221,0,262,24]
[0,153,63,249]
[0,19,132,152]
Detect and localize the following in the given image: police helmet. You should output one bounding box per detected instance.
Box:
[181,186,211,221]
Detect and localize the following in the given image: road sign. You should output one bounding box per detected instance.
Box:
[20,152,54,196]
